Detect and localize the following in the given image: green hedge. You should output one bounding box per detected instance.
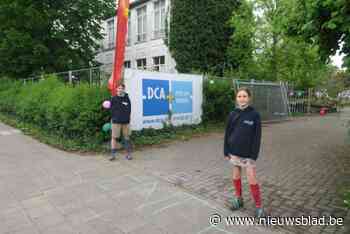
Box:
[202,77,235,123]
[0,76,232,151]
[0,76,111,145]
[0,76,236,127]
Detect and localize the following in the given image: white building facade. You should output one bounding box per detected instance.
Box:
[95,0,177,73]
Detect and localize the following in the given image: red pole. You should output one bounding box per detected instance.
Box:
[110,0,129,96]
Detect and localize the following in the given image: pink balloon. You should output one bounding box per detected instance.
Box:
[102,100,111,109]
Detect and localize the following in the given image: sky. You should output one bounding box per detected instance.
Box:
[331,51,345,69]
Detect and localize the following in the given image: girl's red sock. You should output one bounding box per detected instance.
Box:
[250,184,262,208]
[233,178,242,198]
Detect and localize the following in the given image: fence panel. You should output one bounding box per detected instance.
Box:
[234,80,290,121]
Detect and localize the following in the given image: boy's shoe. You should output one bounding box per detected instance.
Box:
[229,197,244,210]
[109,155,117,161]
[125,154,132,160]
[255,208,265,218]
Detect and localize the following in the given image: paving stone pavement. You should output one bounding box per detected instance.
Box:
[127,108,350,234]
[0,123,280,234]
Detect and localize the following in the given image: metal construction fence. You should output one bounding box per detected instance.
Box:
[234,79,290,121]
[203,76,314,118]
[286,87,313,114]
[22,64,174,86]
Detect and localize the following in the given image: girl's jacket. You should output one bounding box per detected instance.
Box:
[224,106,261,160]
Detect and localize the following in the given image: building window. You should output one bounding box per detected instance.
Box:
[137,6,147,42]
[107,19,115,49]
[153,0,166,39]
[127,14,131,45]
[137,58,147,69]
[153,56,165,71]
[124,60,131,68]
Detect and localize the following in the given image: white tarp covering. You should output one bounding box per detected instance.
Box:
[124,69,203,130]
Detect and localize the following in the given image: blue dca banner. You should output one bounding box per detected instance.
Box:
[142,79,169,116]
[142,79,193,126]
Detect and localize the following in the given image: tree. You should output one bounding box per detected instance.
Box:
[323,70,350,97]
[226,0,289,81]
[254,0,285,81]
[225,0,256,79]
[169,0,240,75]
[225,0,332,88]
[275,37,330,88]
[0,0,114,78]
[287,0,350,69]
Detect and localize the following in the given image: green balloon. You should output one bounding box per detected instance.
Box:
[102,123,112,132]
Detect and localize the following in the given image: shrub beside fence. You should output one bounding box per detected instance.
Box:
[0,75,230,151]
[0,76,111,146]
[202,77,235,123]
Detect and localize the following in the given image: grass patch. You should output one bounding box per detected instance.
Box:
[337,186,350,209]
[344,189,350,208]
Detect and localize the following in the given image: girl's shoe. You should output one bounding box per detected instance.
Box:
[125,154,132,160]
[229,197,244,210]
[255,208,265,218]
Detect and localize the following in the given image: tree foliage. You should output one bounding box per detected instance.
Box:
[0,0,114,78]
[225,0,332,89]
[322,70,350,97]
[226,0,256,79]
[169,0,240,75]
[287,0,350,69]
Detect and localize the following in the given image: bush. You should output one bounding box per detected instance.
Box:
[16,77,62,125]
[202,77,235,123]
[0,76,111,145]
[0,79,22,115]
[0,76,228,151]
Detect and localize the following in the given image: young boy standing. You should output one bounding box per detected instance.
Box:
[110,84,132,161]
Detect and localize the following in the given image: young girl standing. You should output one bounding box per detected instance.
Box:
[224,87,264,217]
